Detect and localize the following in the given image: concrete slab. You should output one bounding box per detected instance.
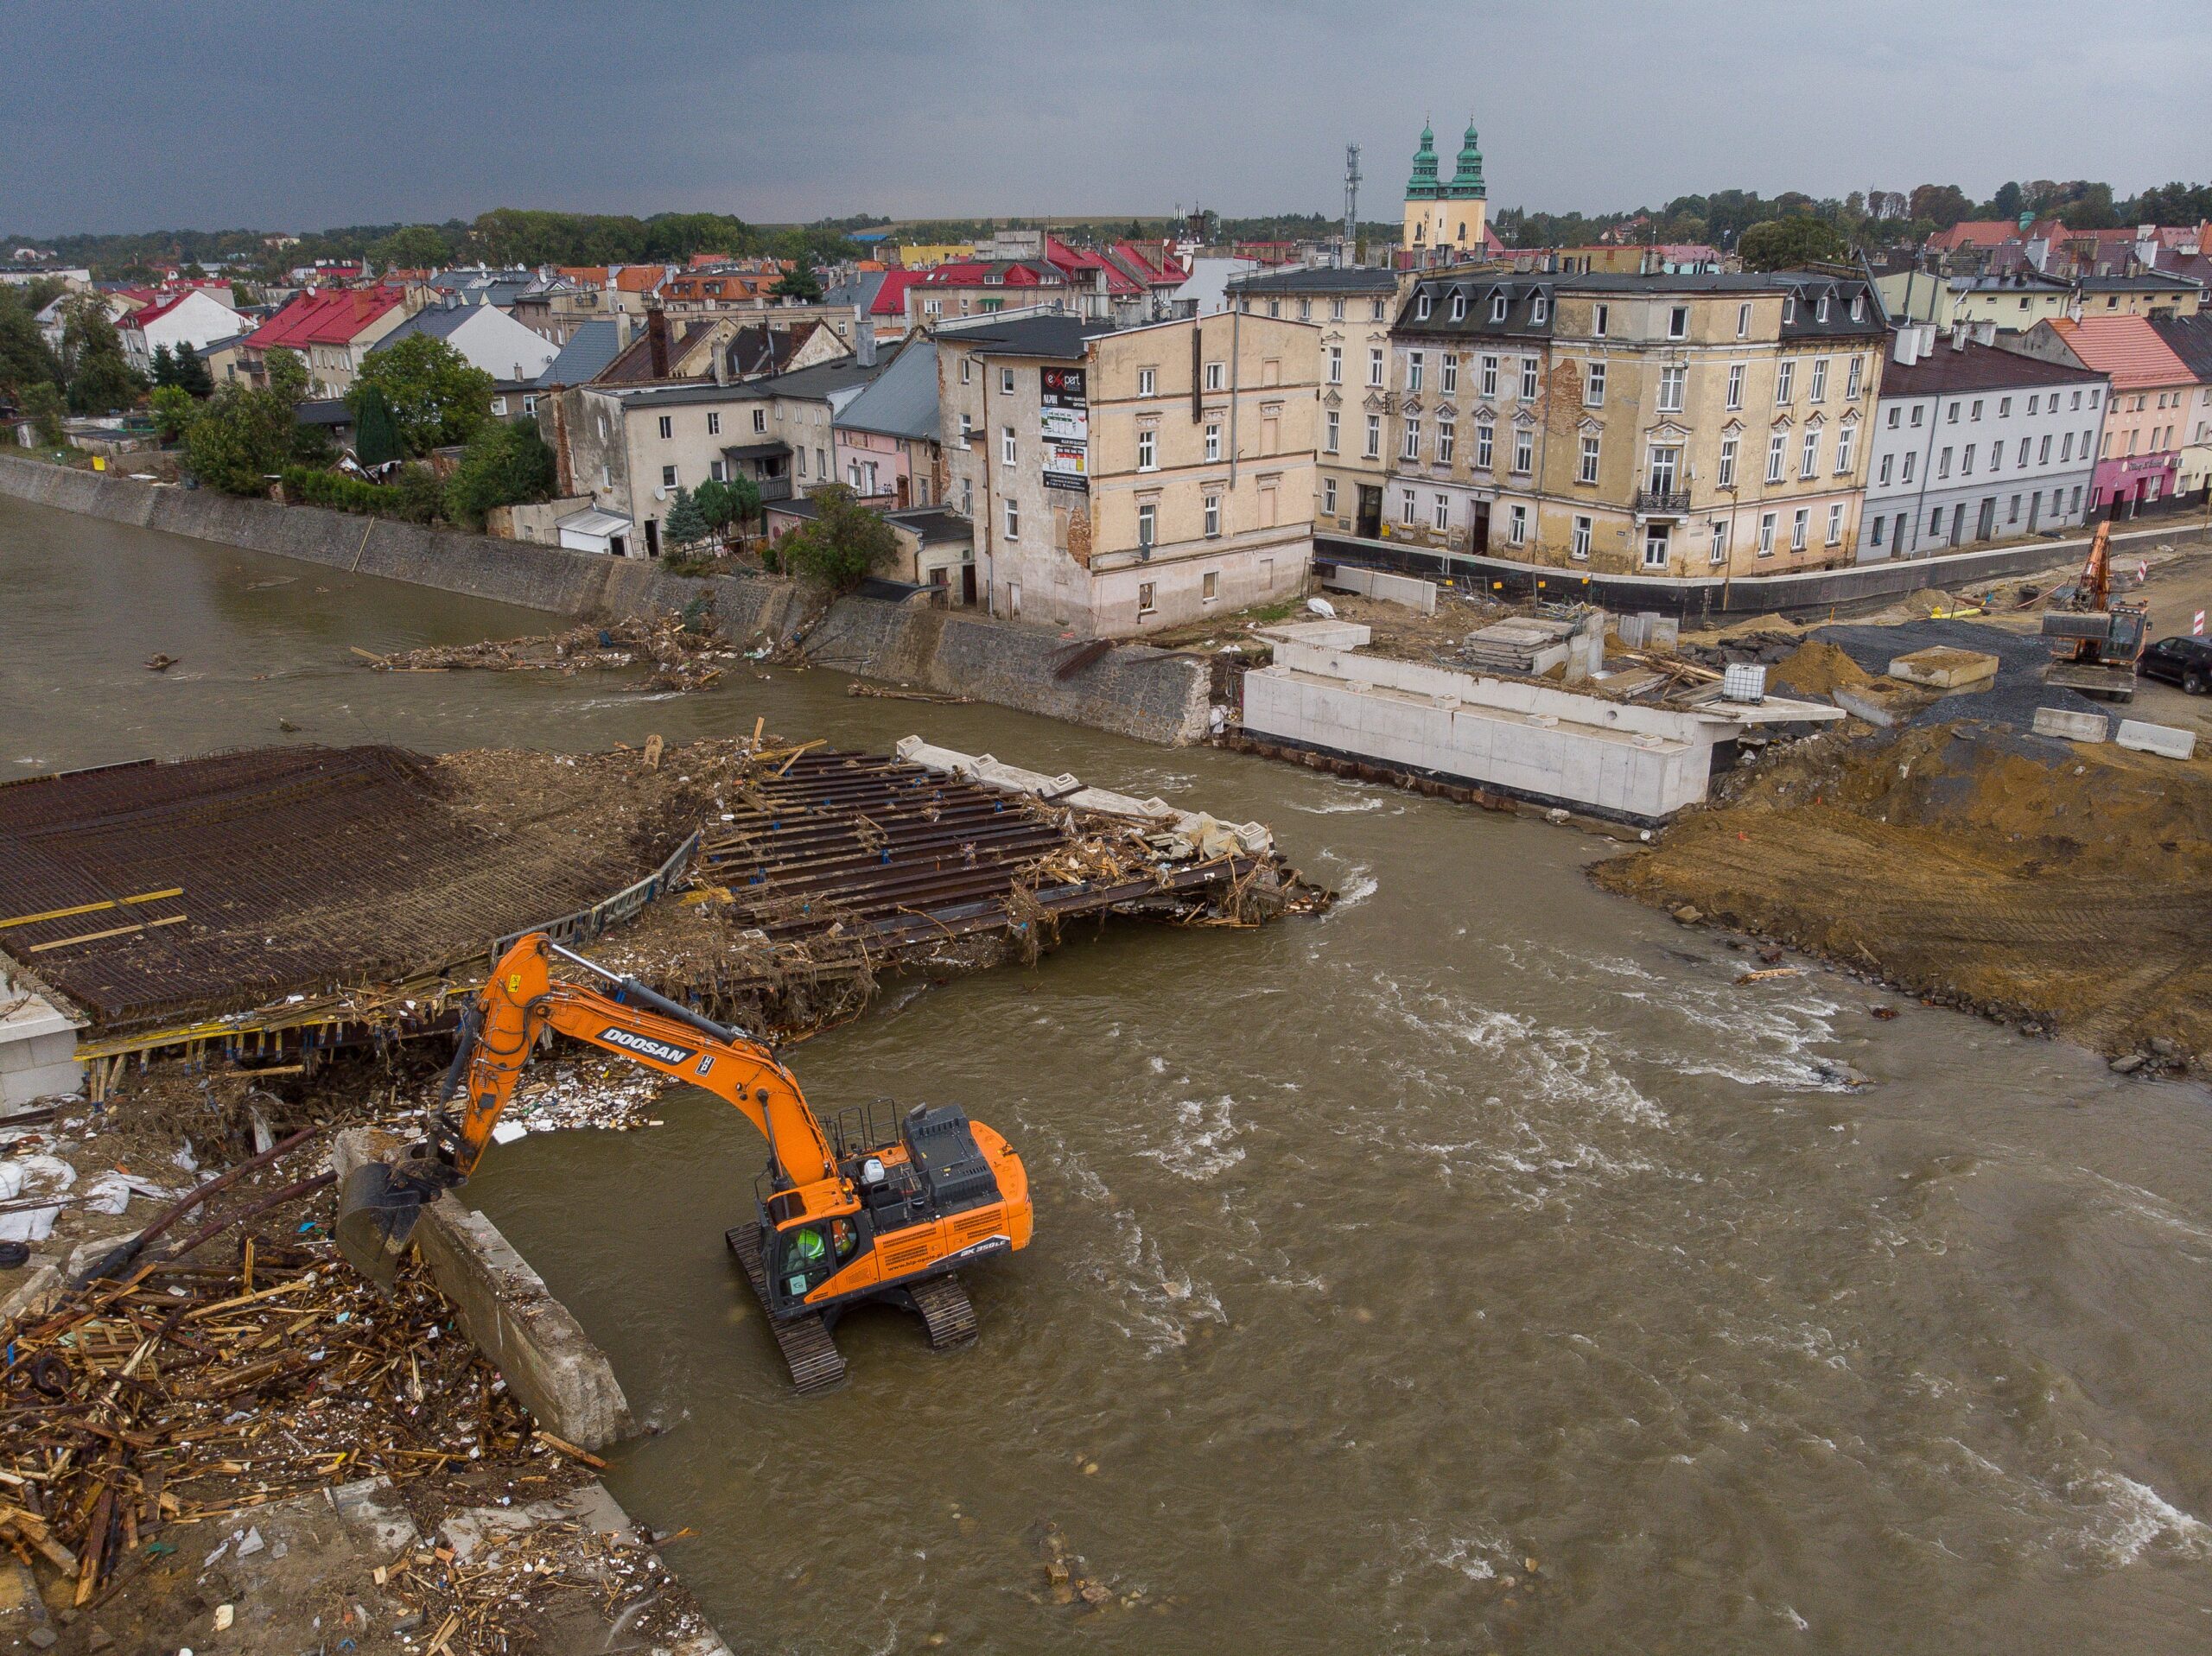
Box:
[332,1130,637,1450]
[2115,719,2199,760]
[1888,646,1999,689]
[1319,564,1437,614]
[2032,706,2111,743]
[0,982,82,1108]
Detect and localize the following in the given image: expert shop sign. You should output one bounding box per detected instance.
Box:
[1041,365,1087,492]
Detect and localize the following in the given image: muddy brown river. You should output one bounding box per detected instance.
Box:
[6,495,2211,1653]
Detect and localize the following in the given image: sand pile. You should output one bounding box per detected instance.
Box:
[1768,641,1876,699]
[1594,721,2212,1063]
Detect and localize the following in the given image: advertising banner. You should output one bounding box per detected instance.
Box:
[1041,365,1088,492]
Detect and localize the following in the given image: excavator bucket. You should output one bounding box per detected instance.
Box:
[334,1161,431,1291]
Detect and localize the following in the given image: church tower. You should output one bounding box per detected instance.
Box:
[1403,118,1488,260]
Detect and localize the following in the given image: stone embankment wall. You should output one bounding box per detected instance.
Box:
[0,456,1212,744]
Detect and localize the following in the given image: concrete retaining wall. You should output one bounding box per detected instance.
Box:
[332,1130,636,1451]
[0,455,1213,746]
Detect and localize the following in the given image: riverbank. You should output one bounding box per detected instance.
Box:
[0,456,1212,745]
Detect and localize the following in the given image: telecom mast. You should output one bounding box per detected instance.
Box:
[1343,143,1362,257]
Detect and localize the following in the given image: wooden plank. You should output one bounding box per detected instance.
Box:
[0,888,184,931]
[26,914,188,953]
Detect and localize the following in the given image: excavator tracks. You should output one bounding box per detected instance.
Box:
[905,1272,978,1350]
[727,1225,847,1394]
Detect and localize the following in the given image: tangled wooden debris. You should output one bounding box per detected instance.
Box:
[351,611,734,693]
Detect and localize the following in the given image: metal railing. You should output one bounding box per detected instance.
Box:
[1634,487,1690,514]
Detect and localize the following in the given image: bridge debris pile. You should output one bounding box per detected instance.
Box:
[352,610,734,692]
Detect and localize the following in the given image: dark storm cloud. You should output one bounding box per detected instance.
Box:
[3,0,2203,235]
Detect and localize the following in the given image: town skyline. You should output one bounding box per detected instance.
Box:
[5,0,2209,236]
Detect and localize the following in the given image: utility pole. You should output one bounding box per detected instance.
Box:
[1343,144,1362,263]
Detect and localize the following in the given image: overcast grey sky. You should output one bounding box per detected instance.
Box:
[5,0,2205,236]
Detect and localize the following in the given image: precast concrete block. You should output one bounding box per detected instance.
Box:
[2031,706,2110,743]
[2115,720,2198,760]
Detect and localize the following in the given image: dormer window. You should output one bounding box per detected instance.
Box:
[1416,292,1433,320]
[1489,292,1507,322]
[1816,293,1830,323]
[1783,294,1796,323]
[1532,293,1549,323]
[1849,293,1866,322]
[1450,290,1466,320]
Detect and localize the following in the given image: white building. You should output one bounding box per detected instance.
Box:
[369,299,558,384]
[118,289,242,374]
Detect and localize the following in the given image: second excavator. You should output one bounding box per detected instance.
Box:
[335,932,1033,1392]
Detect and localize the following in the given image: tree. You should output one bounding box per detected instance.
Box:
[661,485,710,550]
[175,346,213,398]
[61,295,141,415]
[442,417,558,529]
[149,342,181,388]
[773,484,895,591]
[1737,217,1847,270]
[352,383,406,466]
[149,384,197,441]
[1907,183,1973,230]
[349,334,493,454]
[368,225,452,273]
[183,384,293,494]
[21,382,66,447]
[0,288,60,397]
[694,473,760,537]
[772,264,823,302]
[1991,180,2025,221]
[264,346,309,406]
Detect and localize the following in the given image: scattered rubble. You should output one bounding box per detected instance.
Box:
[352,611,734,693]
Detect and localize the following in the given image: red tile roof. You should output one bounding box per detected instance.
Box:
[2045,316,2196,390]
[870,268,924,315]
[247,287,410,352]
[612,266,670,294]
[119,293,191,330]
[1929,221,2025,252]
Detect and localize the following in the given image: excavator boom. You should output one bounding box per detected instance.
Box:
[336,934,1032,1388]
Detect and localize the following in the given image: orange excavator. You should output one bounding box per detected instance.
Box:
[335,932,1033,1392]
[2042,517,2149,701]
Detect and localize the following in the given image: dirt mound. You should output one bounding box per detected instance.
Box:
[1593,721,2212,1063]
[1769,640,1875,699]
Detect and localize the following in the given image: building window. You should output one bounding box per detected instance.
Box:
[1765,432,1786,484]
[1835,427,1855,473]
[1138,367,1155,396]
[1726,363,1745,410]
[1999,395,2013,418]
[661,464,677,487]
[1408,351,1425,391]
[1402,419,1421,460]
[1809,358,1828,403]
[1511,428,1533,474]
[1401,488,1417,525]
[1657,365,1684,412]
[1737,301,1751,339]
[1758,511,1777,556]
[2008,492,2022,523]
[1667,305,1689,340]
[1508,503,1528,545]
[1372,298,1386,321]
[1816,293,1830,323]
[1776,361,1796,403]
[1205,361,1225,391]
[1519,358,1537,401]
[1878,453,1893,486]
[1331,298,1345,320]
[1571,514,1592,559]
[710,460,725,481]
[1323,477,1338,515]
[1416,292,1433,320]
[1718,436,1738,488]
[1138,428,1156,470]
[1800,431,1819,478]
[658,415,672,439]
[1886,404,1900,429]
[1366,348,1382,388]
[1643,523,1671,569]
[1000,366,1014,395]
[2017,436,2031,469]
[1962,443,1975,476]
[1902,451,1916,483]
[2039,434,2052,464]
[1480,356,1498,398]
[1137,580,1155,615]
[1872,514,1886,548]
[1578,434,1600,484]
[1433,492,1449,530]
[1791,507,1809,551]
[1585,361,1605,406]
[1710,520,1730,563]
[1592,302,1609,338]
[1490,293,1507,322]
[1826,503,1844,545]
[1003,497,1019,539]
[1451,290,1467,320]
[1782,295,1796,324]
[1324,410,1338,454]
[1532,293,1550,324]
[1204,494,1221,536]
[1204,569,1219,602]
[1441,354,1458,393]
[1365,414,1382,458]
[1328,345,1342,384]
[1970,398,1984,422]
[1437,420,1456,464]
[705,410,721,436]
[1137,502,1156,547]
[1947,400,1961,424]
[1476,422,1494,469]
[753,407,767,432]
[1910,404,1923,428]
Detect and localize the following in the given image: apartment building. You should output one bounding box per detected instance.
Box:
[1227,265,1404,536]
[1863,324,2107,560]
[1384,270,1886,576]
[938,310,1319,637]
[2012,315,2199,511]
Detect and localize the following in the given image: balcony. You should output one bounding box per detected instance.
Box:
[1633,487,1690,516]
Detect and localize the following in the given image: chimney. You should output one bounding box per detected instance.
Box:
[1972,320,1996,346]
[1948,322,1967,352]
[856,318,876,368]
[646,302,670,380]
[1892,326,1920,366]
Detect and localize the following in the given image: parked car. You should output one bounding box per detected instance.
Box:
[2137,633,2212,695]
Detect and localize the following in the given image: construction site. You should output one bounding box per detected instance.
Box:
[0,726,1320,1652]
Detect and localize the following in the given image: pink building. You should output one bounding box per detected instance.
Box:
[2036,317,2195,511]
